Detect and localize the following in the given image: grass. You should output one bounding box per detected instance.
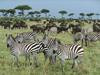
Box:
[0,26,100,75]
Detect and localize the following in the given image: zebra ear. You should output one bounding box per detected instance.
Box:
[43,31,48,40]
[9,34,16,41]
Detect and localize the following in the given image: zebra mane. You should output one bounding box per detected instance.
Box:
[8,34,16,42]
[43,33,48,39]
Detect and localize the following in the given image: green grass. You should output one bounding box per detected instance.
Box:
[0,27,100,75]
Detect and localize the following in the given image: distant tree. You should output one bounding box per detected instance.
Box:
[79,13,85,19]
[40,9,50,18]
[58,10,67,19]
[0,9,8,16]
[86,13,94,19]
[7,9,16,17]
[33,11,41,18]
[28,11,35,17]
[68,13,74,19]
[18,12,23,16]
[15,5,32,16]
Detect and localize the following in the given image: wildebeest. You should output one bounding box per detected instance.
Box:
[93,23,100,32]
[30,25,46,33]
[69,24,82,34]
[11,21,28,29]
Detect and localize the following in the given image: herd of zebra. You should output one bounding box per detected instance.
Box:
[5,19,100,72]
[6,31,84,71]
[6,29,100,71]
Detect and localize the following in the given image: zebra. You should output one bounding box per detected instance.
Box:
[42,33,59,64]
[85,32,100,46]
[6,34,48,67]
[73,28,93,46]
[15,32,37,43]
[73,32,85,46]
[53,41,84,71]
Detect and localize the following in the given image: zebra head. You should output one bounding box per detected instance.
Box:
[52,38,60,51]
[6,34,16,48]
[15,34,23,43]
[42,32,49,45]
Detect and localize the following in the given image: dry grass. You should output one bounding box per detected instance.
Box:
[0,22,100,75]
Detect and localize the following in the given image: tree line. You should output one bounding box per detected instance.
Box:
[0,5,100,20]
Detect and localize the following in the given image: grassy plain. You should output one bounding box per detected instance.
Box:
[0,23,100,75]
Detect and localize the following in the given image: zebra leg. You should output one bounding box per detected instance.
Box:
[72,56,78,68]
[49,56,51,64]
[49,56,54,64]
[27,55,31,65]
[50,54,56,64]
[13,54,19,67]
[60,59,65,72]
[43,51,48,63]
[75,60,78,68]
[72,60,78,68]
[32,52,39,67]
[25,54,31,66]
[43,50,53,64]
[72,60,75,69]
[48,52,56,64]
[72,59,79,72]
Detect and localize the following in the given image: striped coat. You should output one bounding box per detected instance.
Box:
[15,32,36,43]
[53,42,84,70]
[7,34,47,66]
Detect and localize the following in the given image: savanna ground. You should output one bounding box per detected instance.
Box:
[0,21,100,75]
